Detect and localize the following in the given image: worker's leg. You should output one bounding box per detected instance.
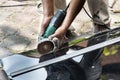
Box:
[54,0,66,11]
[87,0,110,32]
[80,0,110,80]
[80,37,107,80]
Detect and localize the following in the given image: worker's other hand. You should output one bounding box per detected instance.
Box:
[39,16,53,36]
[49,27,68,40]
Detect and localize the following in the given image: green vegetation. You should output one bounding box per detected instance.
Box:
[103,44,120,56]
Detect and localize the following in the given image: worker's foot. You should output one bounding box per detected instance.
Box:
[94,23,110,33]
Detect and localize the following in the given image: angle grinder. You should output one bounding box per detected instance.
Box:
[37,4,70,55]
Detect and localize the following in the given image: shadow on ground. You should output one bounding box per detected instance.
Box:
[102,63,120,80]
[102,63,120,74]
[0,25,31,50]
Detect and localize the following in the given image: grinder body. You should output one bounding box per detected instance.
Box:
[37,10,66,54]
[42,10,66,38]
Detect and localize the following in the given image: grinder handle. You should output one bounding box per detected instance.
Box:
[42,10,66,38]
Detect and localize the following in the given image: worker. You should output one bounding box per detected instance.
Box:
[39,0,110,80]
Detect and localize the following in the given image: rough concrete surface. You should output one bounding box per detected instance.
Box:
[0,0,40,54]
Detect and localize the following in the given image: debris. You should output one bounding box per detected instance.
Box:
[113,10,120,13]
[109,0,117,8]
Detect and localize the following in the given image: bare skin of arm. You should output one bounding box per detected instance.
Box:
[49,0,86,39]
[40,0,86,39]
[40,0,54,35]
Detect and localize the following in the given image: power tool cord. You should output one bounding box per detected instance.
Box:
[64,2,70,12]
[83,7,110,30]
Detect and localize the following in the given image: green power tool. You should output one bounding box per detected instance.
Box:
[37,4,70,54]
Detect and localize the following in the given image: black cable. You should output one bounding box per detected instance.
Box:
[64,2,70,12]
[83,7,110,30]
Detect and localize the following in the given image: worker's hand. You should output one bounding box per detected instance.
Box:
[49,26,68,40]
[40,0,54,36]
[39,16,53,36]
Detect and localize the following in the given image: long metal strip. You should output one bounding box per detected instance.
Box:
[10,36,120,77]
[1,27,120,59]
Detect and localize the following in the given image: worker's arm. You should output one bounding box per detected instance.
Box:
[49,0,86,39]
[40,0,54,35]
